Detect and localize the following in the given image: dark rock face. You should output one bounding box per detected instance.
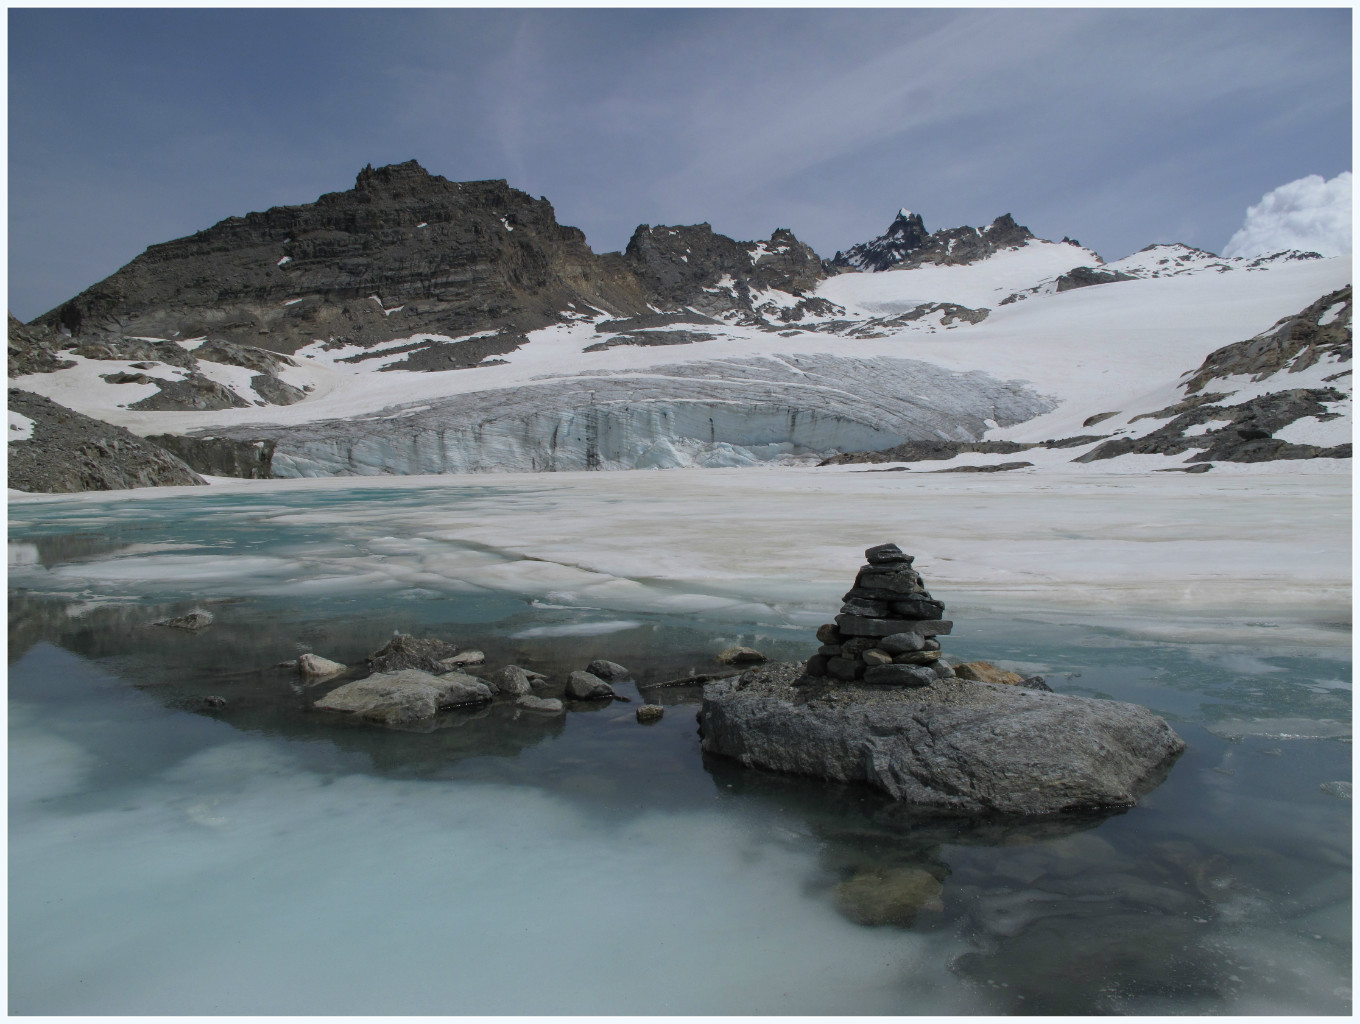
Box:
[127,372,253,411]
[71,335,196,368]
[7,389,205,492]
[623,223,828,316]
[832,210,1037,272]
[30,161,829,358]
[7,314,75,376]
[699,662,1185,816]
[582,329,717,353]
[1182,286,1351,393]
[820,439,1033,466]
[1075,388,1351,464]
[145,434,276,479]
[1054,266,1136,292]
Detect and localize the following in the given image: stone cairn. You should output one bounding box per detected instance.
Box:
[805,543,954,687]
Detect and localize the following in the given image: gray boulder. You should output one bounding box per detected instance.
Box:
[699,663,1185,816]
[566,670,616,700]
[489,665,534,696]
[314,668,492,726]
[585,659,633,682]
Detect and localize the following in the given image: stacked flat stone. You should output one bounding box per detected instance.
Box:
[805,543,955,688]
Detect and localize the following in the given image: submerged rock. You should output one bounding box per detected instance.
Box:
[154,609,214,631]
[835,866,945,926]
[516,694,564,714]
[314,668,492,726]
[699,662,1185,816]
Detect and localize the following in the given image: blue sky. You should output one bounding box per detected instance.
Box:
[8,7,1352,321]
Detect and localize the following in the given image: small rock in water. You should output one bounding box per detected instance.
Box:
[636,704,665,724]
[155,609,214,631]
[565,670,616,700]
[201,695,228,708]
[717,646,766,666]
[954,661,1027,685]
[297,653,347,679]
[516,694,564,713]
[315,668,492,726]
[490,665,534,696]
[586,659,633,682]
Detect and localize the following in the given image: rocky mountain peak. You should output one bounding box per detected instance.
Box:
[832,209,1040,273]
[353,159,439,192]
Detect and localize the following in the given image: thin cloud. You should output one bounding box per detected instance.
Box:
[1223,172,1353,257]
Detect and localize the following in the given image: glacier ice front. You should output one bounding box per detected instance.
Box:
[244,355,1055,476]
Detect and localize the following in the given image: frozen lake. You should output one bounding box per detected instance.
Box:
[8,467,1352,1014]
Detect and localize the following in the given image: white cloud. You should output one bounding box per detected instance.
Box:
[1223,172,1352,257]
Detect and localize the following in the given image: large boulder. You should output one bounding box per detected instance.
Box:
[698,663,1185,816]
[314,668,492,726]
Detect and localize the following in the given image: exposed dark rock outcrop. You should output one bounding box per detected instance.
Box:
[7,389,205,492]
[831,210,1037,272]
[1074,388,1350,464]
[127,372,252,411]
[144,434,276,478]
[623,223,828,316]
[1182,286,1351,393]
[582,330,716,352]
[7,314,75,376]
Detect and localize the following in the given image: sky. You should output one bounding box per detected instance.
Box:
[7,7,1353,322]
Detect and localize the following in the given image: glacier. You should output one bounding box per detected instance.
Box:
[253,354,1055,476]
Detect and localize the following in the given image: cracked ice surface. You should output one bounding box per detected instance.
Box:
[10,466,1350,645]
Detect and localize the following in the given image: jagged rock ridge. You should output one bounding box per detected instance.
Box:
[831,209,1044,272]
